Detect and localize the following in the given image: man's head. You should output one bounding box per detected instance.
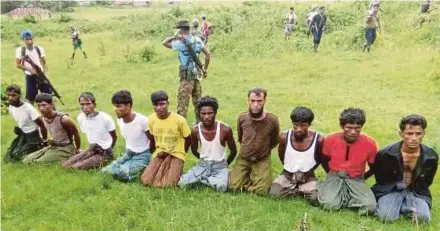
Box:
[247,87,267,118]
[201,13,206,20]
[399,114,427,149]
[192,19,199,29]
[6,84,22,106]
[78,92,96,116]
[290,7,294,12]
[290,106,314,141]
[319,6,325,14]
[176,20,190,33]
[197,96,218,128]
[20,29,33,46]
[70,25,75,30]
[35,93,54,117]
[112,90,133,118]
[339,108,366,143]
[151,90,169,118]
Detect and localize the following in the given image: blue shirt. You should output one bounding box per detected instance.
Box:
[171,35,205,69]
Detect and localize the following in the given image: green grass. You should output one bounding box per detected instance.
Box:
[2,2,440,231]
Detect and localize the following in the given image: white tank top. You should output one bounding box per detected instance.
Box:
[283,130,318,173]
[199,122,226,161]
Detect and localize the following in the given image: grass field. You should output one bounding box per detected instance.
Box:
[1,2,440,231]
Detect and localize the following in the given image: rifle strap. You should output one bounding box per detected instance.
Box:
[21,46,41,58]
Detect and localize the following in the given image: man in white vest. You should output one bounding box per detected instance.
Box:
[269,106,324,205]
[179,96,237,192]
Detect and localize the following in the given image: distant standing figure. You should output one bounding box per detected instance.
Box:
[70,26,87,64]
[284,7,298,40]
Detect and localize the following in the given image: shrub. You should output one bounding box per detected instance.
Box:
[23,15,37,24]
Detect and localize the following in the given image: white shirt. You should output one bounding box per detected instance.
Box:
[9,102,40,133]
[283,130,318,173]
[15,46,45,75]
[77,111,116,149]
[117,112,150,153]
[198,122,226,162]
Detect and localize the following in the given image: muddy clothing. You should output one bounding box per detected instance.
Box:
[317,172,377,215]
[236,112,280,161]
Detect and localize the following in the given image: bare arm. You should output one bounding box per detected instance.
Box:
[225,126,237,165]
[278,132,287,165]
[109,130,117,148]
[190,126,200,159]
[162,36,175,49]
[34,117,47,141]
[40,56,48,73]
[16,58,36,74]
[61,116,81,153]
[184,135,191,153]
[201,46,210,72]
[146,130,155,154]
[310,135,325,172]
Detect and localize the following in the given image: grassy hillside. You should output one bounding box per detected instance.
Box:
[1,2,440,231]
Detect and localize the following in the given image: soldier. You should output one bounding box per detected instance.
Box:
[191,19,206,44]
[162,20,211,123]
[70,26,87,64]
[284,7,298,41]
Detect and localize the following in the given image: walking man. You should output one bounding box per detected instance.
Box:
[363,3,381,52]
[70,26,87,64]
[308,6,327,52]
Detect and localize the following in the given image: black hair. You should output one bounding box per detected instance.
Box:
[78,92,96,104]
[290,7,294,10]
[151,90,169,105]
[247,87,267,99]
[6,84,21,95]
[111,90,133,105]
[197,96,219,114]
[290,106,314,125]
[399,114,427,131]
[339,108,366,127]
[35,93,53,104]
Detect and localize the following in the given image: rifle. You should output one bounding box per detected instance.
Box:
[22,55,64,105]
[181,36,206,80]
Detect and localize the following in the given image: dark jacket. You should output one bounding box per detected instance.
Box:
[371,141,438,208]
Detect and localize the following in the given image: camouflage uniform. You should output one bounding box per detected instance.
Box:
[172,31,205,122]
[177,77,201,120]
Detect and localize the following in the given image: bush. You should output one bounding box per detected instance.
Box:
[23,15,37,24]
[57,13,73,23]
[62,7,75,13]
[139,44,156,62]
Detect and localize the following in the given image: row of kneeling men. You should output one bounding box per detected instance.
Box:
[4,85,438,223]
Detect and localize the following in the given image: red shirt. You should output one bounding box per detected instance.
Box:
[322,132,378,178]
